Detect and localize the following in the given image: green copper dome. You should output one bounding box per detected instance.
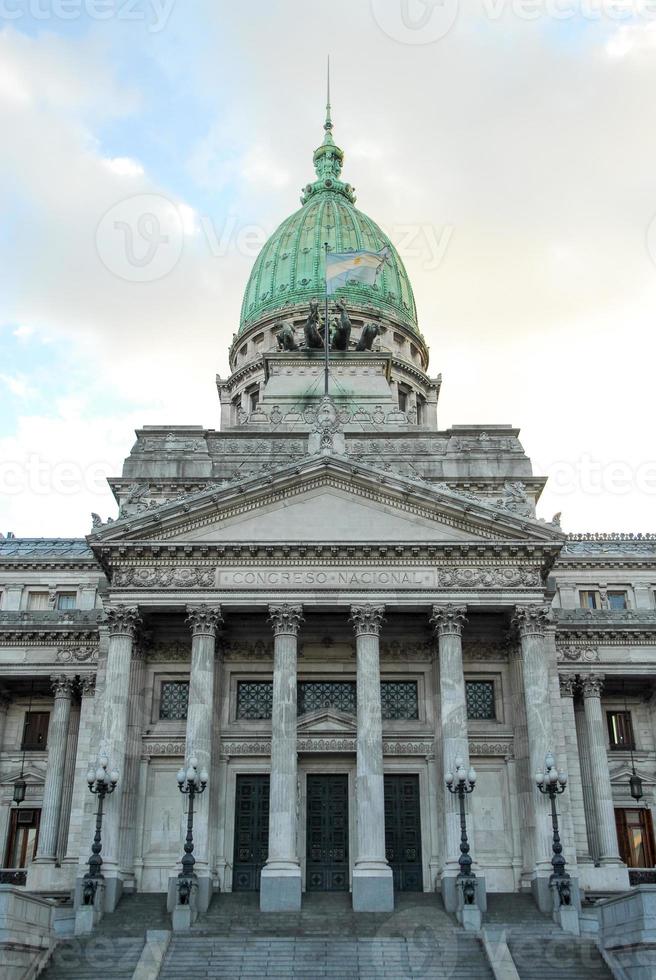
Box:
[239,103,418,335]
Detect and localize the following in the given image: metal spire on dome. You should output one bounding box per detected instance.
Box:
[323,56,334,145]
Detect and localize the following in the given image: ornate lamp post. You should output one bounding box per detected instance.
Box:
[176,758,208,905]
[536,752,571,906]
[82,755,118,904]
[445,759,477,905]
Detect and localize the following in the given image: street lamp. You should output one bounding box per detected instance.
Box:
[536,751,571,907]
[176,758,208,905]
[445,759,477,905]
[82,754,118,905]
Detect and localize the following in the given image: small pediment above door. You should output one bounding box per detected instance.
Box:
[297,707,356,734]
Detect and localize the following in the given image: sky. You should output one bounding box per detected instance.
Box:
[0,0,655,537]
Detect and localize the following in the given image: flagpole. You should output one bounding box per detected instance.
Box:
[324,240,329,396]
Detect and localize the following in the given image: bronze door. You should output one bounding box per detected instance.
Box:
[306,774,349,891]
[232,775,269,890]
[384,774,423,891]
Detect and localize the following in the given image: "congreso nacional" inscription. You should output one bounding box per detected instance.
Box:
[216,567,437,589]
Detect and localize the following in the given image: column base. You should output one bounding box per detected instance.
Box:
[352,863,394,912]
[26,858,58,893]
[577,862,630,893]
[260,863,302,912]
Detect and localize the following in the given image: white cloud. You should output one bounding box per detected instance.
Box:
[103,156,145,177]
[0,373,33,399]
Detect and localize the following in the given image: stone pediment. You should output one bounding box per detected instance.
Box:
[297,708,356,734]
[610,765,655,788]
[89,455,565,549]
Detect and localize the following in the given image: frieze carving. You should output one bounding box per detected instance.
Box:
[140,433,206,453]
[147,641,191,662]
[439,566,541,589]
[56,646,99,664]
[269,604,304,636]
[379,640,433,662]
[219,639,274,661]
[105,605,141,638]
[143,740,186,756]
[350,604,385,637]
[462,639,509,661]
[468,742,514,758]
[430,604,467,637]
[113,566,215,589]
[556,644,599,663]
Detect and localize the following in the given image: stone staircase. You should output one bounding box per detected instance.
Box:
[485,893,613,979]
[159,892,493,979]
[39,893,169,980]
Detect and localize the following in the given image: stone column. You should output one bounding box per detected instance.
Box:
[512,605,555,910]
[0,689,10,751]
[34,676,74,863]
[581,674,623,867]
[184,605,222,911]
[66,675,97,865]
[559,675,591,864]
[260,603,303,912]
[350,604,393,912]
[574,697,599,863]
[430,604,474,912]
[94,605,141,911]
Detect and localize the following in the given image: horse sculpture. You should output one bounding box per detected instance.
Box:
[356,321,380,351]
[304,298,324,350]
[276,320,297,351]
[331,298,351,350]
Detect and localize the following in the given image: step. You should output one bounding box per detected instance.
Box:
[508,936,612,979]
[40,936,144,980]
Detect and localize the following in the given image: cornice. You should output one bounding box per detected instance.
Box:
[89,456,565,550]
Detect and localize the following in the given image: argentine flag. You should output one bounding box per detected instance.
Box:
[325,246,391,295]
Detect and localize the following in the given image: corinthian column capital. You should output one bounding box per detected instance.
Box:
[186,605,223,637]
[50,674,75,699]
[349,604,385,637]
[558,674,577,699]
[79,674,96,699]
[581,673,605,699]
[105,604,142,638]
[511,604,551,638]
[268,604,304,636]
[430,604,467,637]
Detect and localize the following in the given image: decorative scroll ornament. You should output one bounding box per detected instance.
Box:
[268,604,304,636]
[349,604,385,636]
[581,673,605,699]
[114,566,215,589]
[439,566,540,589]
[556,644,599,663]
[186,605,223,637]
[79,674,96,698]
[50,674,74,698]
[430,604,467,637]
[56,646,99,664]
[105,605,142,638]
[558,674,577,698]
[511,604,550,638]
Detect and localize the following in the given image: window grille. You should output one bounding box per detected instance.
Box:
[237,681,273,720]
[159,681,189,721]
[466,680,495,720]
[381,681,419,720]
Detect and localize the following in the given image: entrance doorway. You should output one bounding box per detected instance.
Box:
[384,774,423,891]
[232,774,269,890]
[306,774,349,891]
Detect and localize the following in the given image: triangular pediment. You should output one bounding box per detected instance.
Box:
[297,708,356,734]
[89,454,565,549]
